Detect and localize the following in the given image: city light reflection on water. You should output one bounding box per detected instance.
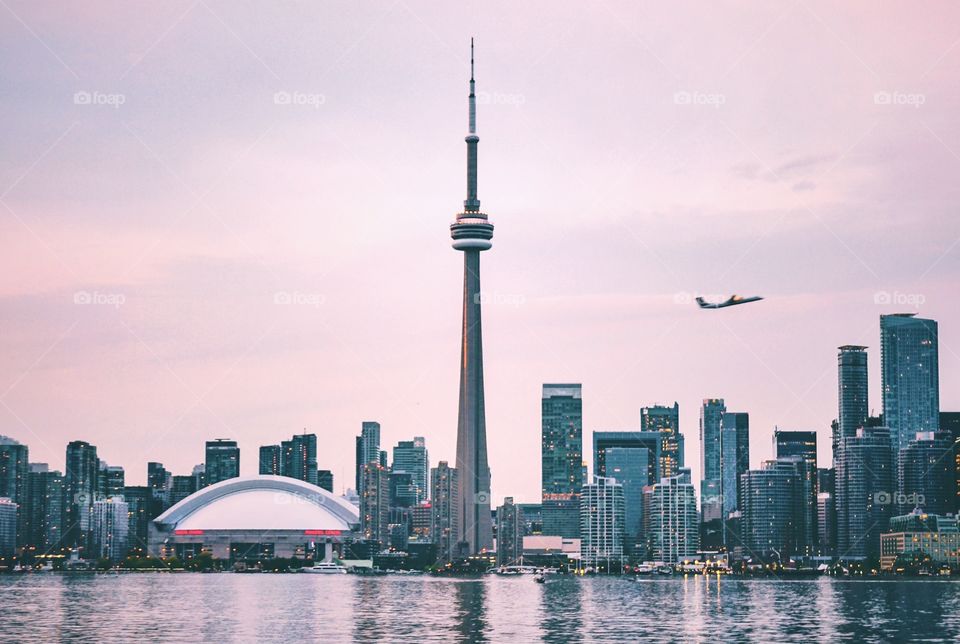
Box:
[1,574,959,642]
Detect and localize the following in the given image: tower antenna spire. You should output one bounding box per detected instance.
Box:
[464,38,480,211]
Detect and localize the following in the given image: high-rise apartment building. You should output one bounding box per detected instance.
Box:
[580,476,625,570]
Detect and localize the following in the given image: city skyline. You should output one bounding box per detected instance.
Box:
[2,4,960,505]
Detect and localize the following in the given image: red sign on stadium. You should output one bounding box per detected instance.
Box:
[303,529,342,536]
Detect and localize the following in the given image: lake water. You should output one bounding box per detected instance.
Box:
[1,574,958,642]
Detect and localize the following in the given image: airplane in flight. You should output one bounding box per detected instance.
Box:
[696,294,764,309]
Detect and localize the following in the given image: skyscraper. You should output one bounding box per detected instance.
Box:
[647,469,699,564]
[542,384,583,538]
[317,470,334,493]
[881,314,940,450]
[0,436,28,547]
[593,431,660,486]
[393,437,429,504]
[122,486,151,555]
[641,403,683,478]
[91,496,128,562]
[204,439,240,487]
[170,475,197,506]
[356,421,381,493]
[452,40,495,555]
[720,412,750,518]
[100,464,125,499]
[580,476,625,571]
[26,464,63,553]
[898,432,955,516]
[773,430,818,556]
[431,461,459,563]
[699,399,726,524]
[837,345,869,452]
[740,458,805,560]
[282,433,318,486]
[360,462,390,548]
[836,425,894,559]
[0,498,16,558]
[496,497,525,566]
[604,447,649,547]
[64,440,98,552]
[259,445,281,475]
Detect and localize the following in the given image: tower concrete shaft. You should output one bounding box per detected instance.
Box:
[450,38,493,554]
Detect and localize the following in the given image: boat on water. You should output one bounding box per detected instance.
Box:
[302,562,348,575]
[534,574,546,584]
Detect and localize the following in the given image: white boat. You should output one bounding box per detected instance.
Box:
[302,562,348,574]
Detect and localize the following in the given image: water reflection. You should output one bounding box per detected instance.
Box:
[454,579,488,641]
[2,575,960,642]
[539,576,582,642]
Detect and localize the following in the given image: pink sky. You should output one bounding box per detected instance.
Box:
[1,1,959,501]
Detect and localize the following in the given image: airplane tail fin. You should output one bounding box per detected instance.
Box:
[695,297,706,307]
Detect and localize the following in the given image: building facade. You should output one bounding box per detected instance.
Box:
[356,421,381,494]
[431,461,459,562]
[699,399,726,525]
[542,384,584,539]
[64,440,99,552]
[26,465,63,554]
[393,437,429,504]
[897,432,955,515]
[580,476,625,570]
[740,459,804,561]
[837,345,869,454]
[880,510,959,570]
[640,403,683,478]
[360,462,390,549]
[881,314,940,451]
[0,436,28,548]
[836,426,895,559]
[496,497,525,566]
[91,497,129,562]
[647,469,699,564]
[204,439,240,487]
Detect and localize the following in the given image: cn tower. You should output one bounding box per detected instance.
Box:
[451,38,494,554]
